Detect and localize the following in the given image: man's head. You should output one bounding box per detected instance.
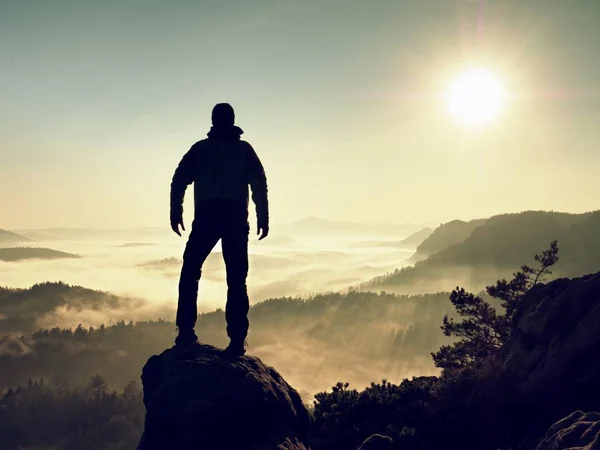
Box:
[211,103,235,126]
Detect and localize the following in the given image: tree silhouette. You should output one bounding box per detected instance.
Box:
[432,241,559,373]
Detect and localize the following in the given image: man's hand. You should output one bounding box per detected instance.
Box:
[257,223,269,241]
[171,214,185,237]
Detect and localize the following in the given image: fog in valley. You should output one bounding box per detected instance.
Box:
[2,221,423,315]
[4,209,600,398]
[1,220,444,396]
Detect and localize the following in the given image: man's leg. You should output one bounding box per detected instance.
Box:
[221,219,250,348]
[176,219,220,337]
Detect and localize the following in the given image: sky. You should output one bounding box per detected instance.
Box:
[1,0,600,229]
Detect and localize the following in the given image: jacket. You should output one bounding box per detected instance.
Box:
[170,126,269,226]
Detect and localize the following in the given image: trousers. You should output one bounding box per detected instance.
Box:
[176,199,250,341]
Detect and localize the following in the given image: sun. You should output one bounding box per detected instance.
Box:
[446,68,507,126]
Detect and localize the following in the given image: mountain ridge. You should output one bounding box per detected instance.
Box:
[366,210,600,294]
[0,229,32,244]
[0,247,80,262]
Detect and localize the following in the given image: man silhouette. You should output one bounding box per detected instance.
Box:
[170,103,269,355]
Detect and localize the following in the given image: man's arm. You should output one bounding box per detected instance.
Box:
[170,145,197,236]
[246,143,269,240]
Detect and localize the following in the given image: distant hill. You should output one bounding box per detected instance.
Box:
[409,218,488,262]
[138,257,181,269]
[351,227,435,251]
[283,217,429,237]
[15,227,170,241]
[0,284,453,393]
[0,247,80,262]
[365,210,600,294]
[398,227,434,248]
[0,229,32,245]
[18,232,48,241]
[0,281,142,336]
[254,235,296,246]
[119,242,155,248]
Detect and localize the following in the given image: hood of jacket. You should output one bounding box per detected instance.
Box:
[207,125,244,142]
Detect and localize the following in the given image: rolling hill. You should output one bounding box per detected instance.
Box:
[398,227,434,248]
[366,210,600,294]
[0,283,454,394]
[0,229,32,245]
[0,281,142,336]
[0,247,80,262]
[283,217,429,237]
[409,218,488,262]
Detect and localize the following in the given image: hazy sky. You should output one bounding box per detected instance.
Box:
[2,0,600,229]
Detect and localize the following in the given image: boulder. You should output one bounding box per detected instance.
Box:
[137,344,310,450]
[536,410,600,450]
[500,272,600,418]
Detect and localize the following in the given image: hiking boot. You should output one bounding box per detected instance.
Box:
[175,327,198,346]
[225,339,247,356]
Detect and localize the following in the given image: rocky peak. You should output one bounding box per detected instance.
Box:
[137,344,310,450]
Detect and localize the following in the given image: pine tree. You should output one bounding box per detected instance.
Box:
[432,241,559,373]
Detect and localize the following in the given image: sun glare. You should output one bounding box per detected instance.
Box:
[446,68,507,126]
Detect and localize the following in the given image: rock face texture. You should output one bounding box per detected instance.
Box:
[500,272,600,419]
[536,410,600,450]
[137,344,310,450]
